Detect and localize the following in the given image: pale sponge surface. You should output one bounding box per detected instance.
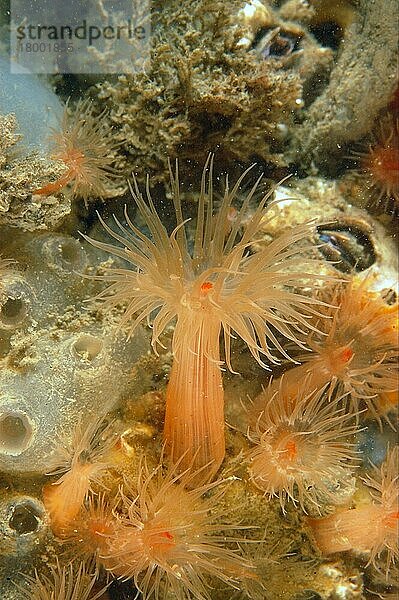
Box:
[0,55,63,151]
[0,230,148,474]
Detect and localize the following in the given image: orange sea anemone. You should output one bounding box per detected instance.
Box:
[97,456,256,599]
[253,278,398,424]
[304,278,398,409]
[71,492,117,569]
[308,446,399,577]
[247,378,360,513]
[33,99,121,204]
[43,417,115,536]
[353,115,399,215]
[82,156,332,481]
[14,560,105,600]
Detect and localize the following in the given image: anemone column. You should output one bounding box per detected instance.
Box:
[164,312,225,484]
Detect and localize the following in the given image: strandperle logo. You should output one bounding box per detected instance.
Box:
[10,0,150,74]
[16,19,146,46]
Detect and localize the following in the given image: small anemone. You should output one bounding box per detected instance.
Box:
[251,277,398,429]
[34,99,122,204]
[43,417,115,536]
[302,277,398,413]
[350,115,399,216]
[308,446,399,578]
[247,377,360,514]
[14,560,106,600]
[97,455,257,599]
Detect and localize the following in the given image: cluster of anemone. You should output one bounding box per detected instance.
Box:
[35,425,260,599]
[12,152,399,597]
[251,277,398,425]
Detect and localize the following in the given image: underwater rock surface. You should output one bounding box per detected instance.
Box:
[291,0,398,170]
